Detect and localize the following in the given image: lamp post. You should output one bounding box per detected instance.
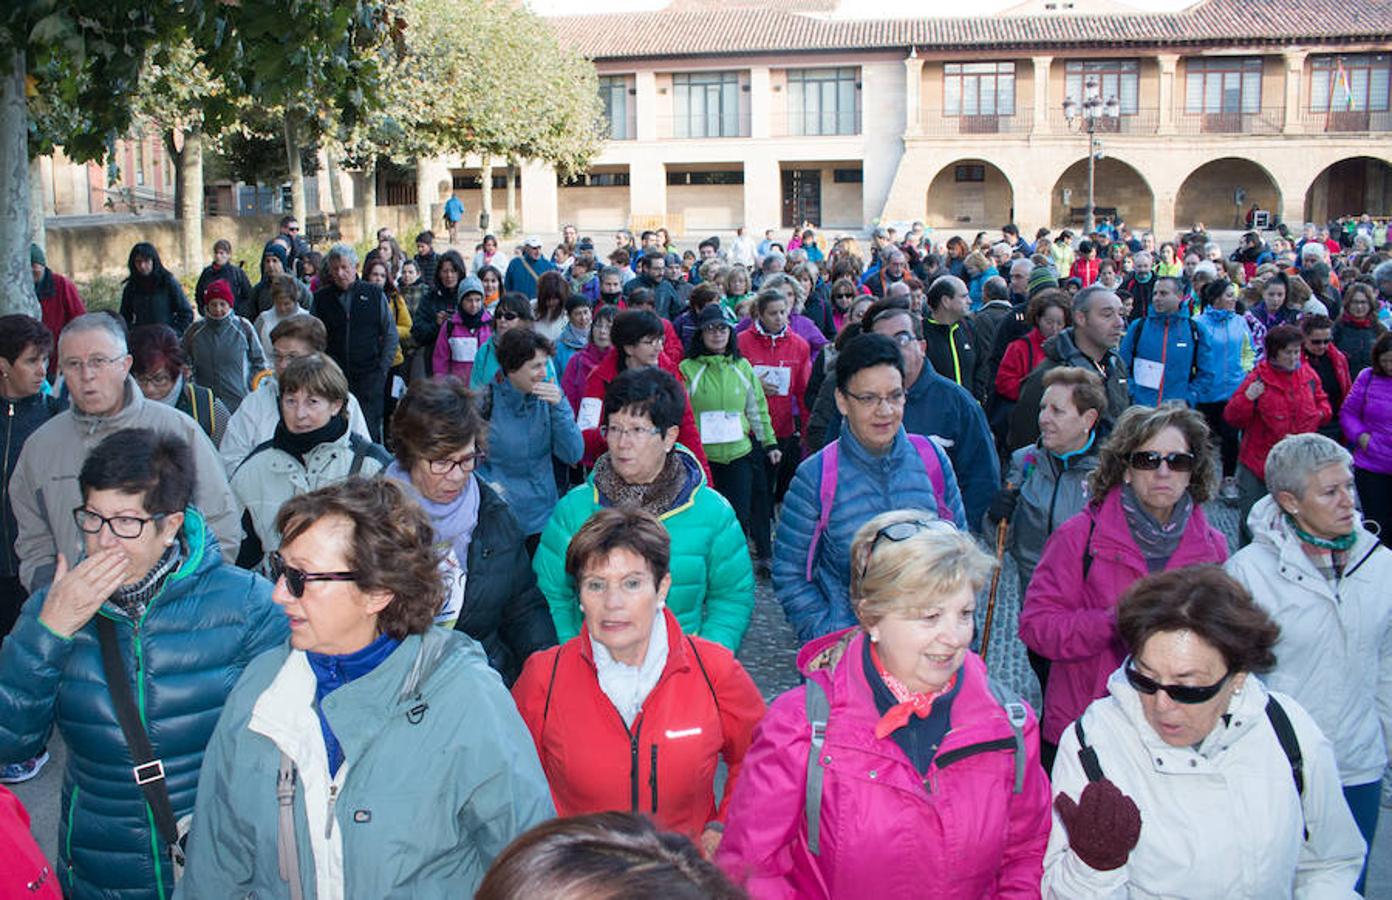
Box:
[1062,77,1120,235]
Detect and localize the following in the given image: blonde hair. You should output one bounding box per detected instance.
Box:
[849,510,996,627]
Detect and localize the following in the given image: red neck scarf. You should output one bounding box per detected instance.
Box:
[870,643,957,740]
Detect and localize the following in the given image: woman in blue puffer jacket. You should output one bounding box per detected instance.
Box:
[0,428,285,900]
[1195,279,1255,499]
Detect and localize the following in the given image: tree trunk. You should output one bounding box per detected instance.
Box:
[324,145,345,215]
[178,128,204,279]
[505,158,517,226]
[480,157,493,231]
[362,156,378,243]
[284,113,306,221]
[414,161,431,232]
[0,52,39,318]
[28,156,45,253]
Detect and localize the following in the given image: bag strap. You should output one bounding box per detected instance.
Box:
[806,441,841,581]
[1265,696,1305,800]
[541,647,563,732]
[276,753,306,900]
[96,616,182,850]
[347,434,391,476]
[986,677,1029,794]
[906,434,949,520]
[1073,716,1105,783]
[804,678,831,856]
[1081,515,1098,581]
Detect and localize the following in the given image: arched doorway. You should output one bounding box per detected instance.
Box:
[1176,158,1282,231]
[924,159,1013,229]
[1304,156,1392,223]
[1050,157,1153,230]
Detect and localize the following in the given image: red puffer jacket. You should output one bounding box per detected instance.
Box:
[1224,359,1332,479]
[512,608,766,840]
[0,786,61,898]
[737,325,811,439]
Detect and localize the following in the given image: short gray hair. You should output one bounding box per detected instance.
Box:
[990,242,1012,259]
[760,271,805,306]
[1193,261,1219,280]
[1300,241,1328,261]
[1072,284,1116,317]
[983,275,1010,302]
[599,265,624,282]
[761,250,786,271]
[1132,251,1153,267]
[1264,433,1352,499]
[324,243,359,270]
[58,313,128,355]
[1373,259,1392,286]
[1009,258,1033,277]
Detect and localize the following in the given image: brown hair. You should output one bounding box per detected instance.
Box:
[1118,566,1279,673]
[564,508,670,588]
[497,328,555,374]
[1025,288,1071,329]
[276,477,444,640]
[1041,366,1107,419]
[268,274,303,311]
[390,376,486,469]
[270,315,328,351]
[278,354,349,407]
[1089,403,1218,504]
[475,812,745,900]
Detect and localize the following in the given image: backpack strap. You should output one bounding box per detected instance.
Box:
[541,647,564,733]
[1081,516,1098,581]
[987,677,1030,794]
[1265,695,1304,800]
[906,433,949,521]
[1074,716,1105,783]
[348,433,392,475]
[804,678,832,856]
[806,441,841,581]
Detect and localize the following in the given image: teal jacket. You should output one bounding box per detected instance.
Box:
[0,508,284,900]
[178,628,554,898]
[468,337,558,391]
[678,354,776,465]
[476,379,585,536]
[534,447,755,651]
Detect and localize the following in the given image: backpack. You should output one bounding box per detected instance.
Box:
[183,383,220,440]
[803,672,1029,855]
[804,434,948,581]
[1134,314,1203,385]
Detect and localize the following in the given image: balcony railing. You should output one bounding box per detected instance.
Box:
[1174,108,1283,135]
[1299,107,1392,133]
[767,108,862,138]
[602,112,637,141]
[655,112,752,140]
[1046,107,1160,135]
[918,109,1033,136]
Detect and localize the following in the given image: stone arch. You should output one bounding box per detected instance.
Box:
[1303,156,1392,223]
[923,159,1014,229]
[1175,157,1282,232]
[1049,156,1154,229]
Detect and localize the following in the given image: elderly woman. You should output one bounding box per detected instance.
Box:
[476,329,584,548]
[130,324,232,447]
[386,376,554,682]
[514,508,764,850]
[536,368,754,652]
[0,428,284,898]
[231,355,390,566]
[774,334,967,645]
[1341,332,1392,544]
[1045,566,1365,897]
[720,512,1051,897]
[1224,324,1331,544]
[1021,404,1229,768]
[1226,433,1392,891]
[252,273,312,361]
[180,477,554,897]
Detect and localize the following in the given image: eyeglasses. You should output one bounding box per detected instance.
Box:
[135,372,173,388]
[1124,660,1232,705]
[860,519,942,580]
[601,424,662,442]
[73,508,167,539]
[1306,338,1331,346]
[1127,451,1196,472]
[427,451,485,475]
[843,389,906,410]
[268,551,357,599]
[60,355,125,376]
[273,352,309,366]
[497,312,522,322]
[832,292,856,300]
[637,336,665,347]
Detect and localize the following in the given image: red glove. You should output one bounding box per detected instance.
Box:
[1054,779,1142,872]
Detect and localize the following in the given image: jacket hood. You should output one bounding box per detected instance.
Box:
[1103,663,1270,760]
[1042,327,1115,367]
[1245,493,1383,567]
[797,626,859,677]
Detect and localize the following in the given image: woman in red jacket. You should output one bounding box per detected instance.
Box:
[995,290,1070,403]
[1224,325,1332,544]
[512,507,765,855]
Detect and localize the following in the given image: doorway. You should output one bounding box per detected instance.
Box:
[782,169,821,228]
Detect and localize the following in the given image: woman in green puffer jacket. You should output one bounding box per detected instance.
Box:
[679,304,778,559]
[0,429,285,900]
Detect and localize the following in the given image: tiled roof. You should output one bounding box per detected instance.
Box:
[552,0,1392,60]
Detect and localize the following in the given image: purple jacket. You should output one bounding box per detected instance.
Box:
[717,628,1051,899]
[1340,368,1392,475]
[1019,488,1229,744]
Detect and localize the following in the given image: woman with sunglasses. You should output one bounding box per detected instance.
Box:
[1044,565,1364,897]
[0,428,284,898]
[469,293,556,391]
[180,477,554,898]
[719,511,1051,897]
[387,376,555,684]
[1226,433,1392,891]
[1021,404,1227,770]
[231,355,390,569]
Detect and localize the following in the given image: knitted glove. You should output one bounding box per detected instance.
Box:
[1054,779,1142,872]
[987,487,1019,524]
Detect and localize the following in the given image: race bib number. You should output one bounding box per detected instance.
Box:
[449,336,479,363]
[700,410,744,444]
[578,396,603,431]
[435,547,467,628]
[1132,357,1164,391]
[753,365,791,397]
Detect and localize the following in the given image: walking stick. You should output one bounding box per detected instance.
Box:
[980,516,1010,664]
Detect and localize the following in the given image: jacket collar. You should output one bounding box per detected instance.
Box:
[1105,664,1269,767]
[1246,494,1383,585]
[577,606,690,677]
[70,377,144,432]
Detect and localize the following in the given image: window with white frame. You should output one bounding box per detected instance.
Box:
[943,62,1016,117]
[1064,60,1139,115]
[1310,54,1391,111]
[786,68,860,135]
[673,71,743,138]
[1184,57,1262,114]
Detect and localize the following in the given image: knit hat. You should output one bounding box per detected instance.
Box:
[202,279,235,309]
[697,304,730,329]
[29,243,45,267]
[263,241,289,268]
[1027,265,1060,299]
[459,275,484,297]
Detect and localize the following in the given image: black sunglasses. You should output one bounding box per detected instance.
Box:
[1128,450,1196,472]
[1124,661,1232,704]
[860,519,940,580]
[268,551,358,598]
[497,311,522,321]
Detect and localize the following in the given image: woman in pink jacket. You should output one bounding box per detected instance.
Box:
[431,275,492,382]
[717,512,1051,899]
[1020,405,1228,770]
[1339,331,1392,546]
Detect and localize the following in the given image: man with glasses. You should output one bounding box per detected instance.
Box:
[9,315,241,591]
[272,214,309,271]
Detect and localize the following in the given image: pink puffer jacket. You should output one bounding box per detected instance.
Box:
[1019,487,1229,744]
[716,628,1052,899]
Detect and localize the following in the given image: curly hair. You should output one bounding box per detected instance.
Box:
[276,476,443,640]
[1088,403,1217,505]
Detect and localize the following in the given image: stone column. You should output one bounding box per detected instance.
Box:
[904,52,925,136]
[1032,55,1053,134]
[1283,49,1308,134]
[1157,54,1178,135]
[749,66,771,139]
[635,71,658,142]
[628,158,666,226]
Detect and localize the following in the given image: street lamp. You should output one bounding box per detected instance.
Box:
[1062,76,1120,235]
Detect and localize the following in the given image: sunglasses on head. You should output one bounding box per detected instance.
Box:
[1124,660,1232,704]
[1128,450,1196,472]
[268,551,358,598]
[860,519,942,580]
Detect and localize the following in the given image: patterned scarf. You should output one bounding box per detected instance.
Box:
[592,451,687,517]
[869,642,958,740]
[1120,483,1193,572]
[1287,512,1356,583]
[109,540,183,620]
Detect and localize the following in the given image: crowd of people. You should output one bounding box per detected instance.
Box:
[0,209,1389,897]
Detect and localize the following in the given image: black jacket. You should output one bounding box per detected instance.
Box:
[1008,328,1129,451]
[119,273,194,333]
[195,263,253,314]
[456,480,557,685]
[0,392,66,577]
[311,279,397,380]
[923,317,981,401]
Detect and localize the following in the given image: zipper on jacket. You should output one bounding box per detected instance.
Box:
[1,401,13,570]
[326,784,340,839]
[650,743,659,813]
[629,726,641,812]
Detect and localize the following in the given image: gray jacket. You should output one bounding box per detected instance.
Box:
[1004,438,1099,586]
[182,313,266,412]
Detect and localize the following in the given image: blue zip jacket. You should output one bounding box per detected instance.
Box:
[0,508,285,900]
[1119,308,1215,406]
[476,379,584,535]
[1194,307,1256,404]
[772,421,967,645]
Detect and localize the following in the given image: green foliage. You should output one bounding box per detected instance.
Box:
[77,274,123,313]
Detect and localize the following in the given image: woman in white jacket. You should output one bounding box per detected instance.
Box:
[1226,432,1392,893]
[1046,565,1365,898]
